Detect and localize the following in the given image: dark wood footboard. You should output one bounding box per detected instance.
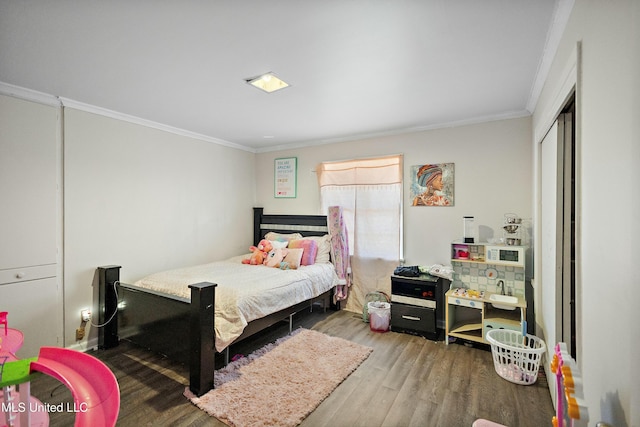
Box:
[98,265,217,396]
[98,265,121,350]
[188,282,216,395]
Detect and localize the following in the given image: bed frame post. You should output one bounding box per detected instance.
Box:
[253,207,264,244]
[188,282,217,396]
[98,265,121,349]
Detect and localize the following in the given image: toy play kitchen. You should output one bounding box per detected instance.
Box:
[445,286,526,346]
[446,214,528,346]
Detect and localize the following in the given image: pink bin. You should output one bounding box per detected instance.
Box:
[368,302,390,332]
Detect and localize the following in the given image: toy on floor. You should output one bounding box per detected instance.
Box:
[1,357,43,427]
[0,312,8,335]
[30,347,120,427]
[0,313,120,427]
[0,355,8,381]
[1,312,46,427]
[550,342,589,427]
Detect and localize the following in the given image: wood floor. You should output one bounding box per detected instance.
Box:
[30,308,554,426]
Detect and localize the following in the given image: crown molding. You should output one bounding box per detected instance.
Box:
[0,81,61,106]
[59,97,255,153]
[255,109,532,154]
[0,81,254,153]
[526,0,575,113]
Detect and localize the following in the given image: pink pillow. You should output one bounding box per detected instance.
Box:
[288,239,318,266]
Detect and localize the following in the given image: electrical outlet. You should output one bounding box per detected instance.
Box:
[81,309,91,322]
[76,327,85,340]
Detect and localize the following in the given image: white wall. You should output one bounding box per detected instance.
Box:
[0,94,63,358]
[256,116,533,272]
[63,108,256,349]
[633,1,640,422]
[533,1,638,425]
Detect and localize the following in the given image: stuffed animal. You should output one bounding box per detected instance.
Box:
[242,239,273,265]
[264,247,291,269]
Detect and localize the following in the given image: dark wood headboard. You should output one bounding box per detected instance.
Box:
[253,207,328,244]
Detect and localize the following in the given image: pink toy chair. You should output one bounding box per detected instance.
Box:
[0,312,7,335]
[30,347,120,427]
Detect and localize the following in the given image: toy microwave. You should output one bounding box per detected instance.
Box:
[484,245,525,267]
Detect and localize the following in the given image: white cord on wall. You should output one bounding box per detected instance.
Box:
[89,281,119,328]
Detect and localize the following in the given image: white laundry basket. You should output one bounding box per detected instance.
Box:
[485,329,546,385]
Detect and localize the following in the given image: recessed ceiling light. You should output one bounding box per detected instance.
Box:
[245,72,289,93]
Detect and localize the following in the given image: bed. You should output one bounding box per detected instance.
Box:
[98,208,339,396]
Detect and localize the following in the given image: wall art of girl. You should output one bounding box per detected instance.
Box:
[411,163,454,206]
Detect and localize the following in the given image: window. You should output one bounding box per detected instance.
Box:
[317,155,402,312]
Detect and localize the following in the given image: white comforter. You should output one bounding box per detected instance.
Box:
[133,255,338,352]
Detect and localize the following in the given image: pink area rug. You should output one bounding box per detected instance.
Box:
[185,328,372,427]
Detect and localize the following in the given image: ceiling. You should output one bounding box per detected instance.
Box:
[0,1,564,152]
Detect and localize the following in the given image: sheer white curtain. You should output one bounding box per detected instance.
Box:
[317,155,402,314]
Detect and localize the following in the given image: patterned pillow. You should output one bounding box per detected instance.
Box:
[269,239,289,249]
[265,232,303,241]
[288,239,319,266]
[302,235,331,263]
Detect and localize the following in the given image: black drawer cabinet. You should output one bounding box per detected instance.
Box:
[391,303,436,334]
[390,273,449,340]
